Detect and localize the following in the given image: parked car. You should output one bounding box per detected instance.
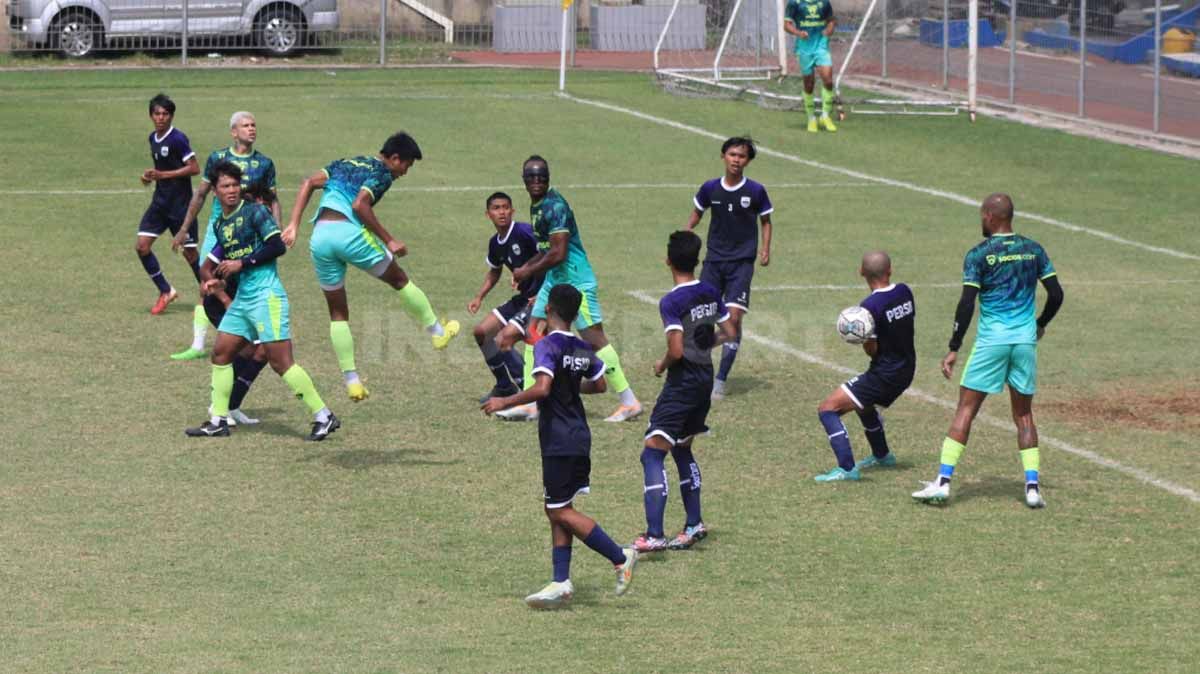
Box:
[7,0,339,57]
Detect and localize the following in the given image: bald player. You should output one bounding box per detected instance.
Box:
[813,251,915,482]
[913,193,1063,507]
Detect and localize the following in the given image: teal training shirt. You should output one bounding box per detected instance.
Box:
[531,187,597,288]
[962,233,1056,346]
[315,156,394,226]
[785,0,833,51]
[208,200,286,299]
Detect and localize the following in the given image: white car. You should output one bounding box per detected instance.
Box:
[8,0,339,57]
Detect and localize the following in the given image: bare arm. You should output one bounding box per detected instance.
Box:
[482,373,552,414]
[283,170,327,247]
[512,233,567,283]
[654,330,686,377]
[468,267,503,314]
[862,339,878,358]
[352,190,406,257]
[716,317,738,345]
[173,179,213,251]
[147,156,200,182]
[759,215,772,266]
[581,374,607,395]
[686,208,704,231]
[269,192,282,226]
[823,16,837,37]
[198,255,233,306]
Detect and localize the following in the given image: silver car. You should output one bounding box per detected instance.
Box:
[7,0,339,57]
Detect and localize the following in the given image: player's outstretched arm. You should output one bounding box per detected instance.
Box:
[759,215,772,266]
[513,233,567,283]
[283,170,327,247]
[1036,276,1064,340]
[482,373,551,414]
[468,267,503,314]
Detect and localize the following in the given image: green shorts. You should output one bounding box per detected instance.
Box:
[309,219,392,291]
[795,35,832,75]
[531,283,603,330]
[219,290,290,343]
[960,343,1038,395]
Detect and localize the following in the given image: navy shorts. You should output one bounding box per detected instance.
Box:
[493,294,533,334]
[542,455,591,509]
[701,259,754,312]
[842,368,913,410]
[138,201,196,246]
[645,380,712,445]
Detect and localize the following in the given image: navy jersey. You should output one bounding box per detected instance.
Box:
[659,280,729,388]
[693,177,773,262]
[859,283,917,379]
[531,331,606,457]
[485,221,543,299]
[149,127,195,209]
[962,233,1056,346]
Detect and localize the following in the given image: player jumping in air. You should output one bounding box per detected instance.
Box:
[466,192,544,402]
[185,162,339,441]
[498,156,643,423]
[171,110,280,366]
[482,284,638,609]
[814,251,915,482]
[282,132,460,403]
[634,231,736,554]
[784,0,839,132]
[137,93,200,314]
[686,136,773,400]
[913,193,1064,507]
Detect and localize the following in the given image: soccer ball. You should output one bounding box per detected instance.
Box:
[836,306,875,344]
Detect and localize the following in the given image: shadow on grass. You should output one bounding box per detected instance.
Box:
[300,448,462,471]
[724,375,771,396]
[949,475,1028,506]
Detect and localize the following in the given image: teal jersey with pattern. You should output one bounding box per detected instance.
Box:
[785,0,833,49]
[315,156,394,226]
[202,147,277,195]
[962,233,1055,346]
[531,187,597,288]
[208,201,285,298]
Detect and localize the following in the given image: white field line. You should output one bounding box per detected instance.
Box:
[627,288,1200,504]
[0,181,881,197]
[560,92,1200,262]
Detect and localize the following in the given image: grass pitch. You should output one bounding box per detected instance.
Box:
[1,67,1198,673]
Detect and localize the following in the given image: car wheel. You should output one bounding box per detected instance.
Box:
[52,9,101,57]
[256,7,305,56]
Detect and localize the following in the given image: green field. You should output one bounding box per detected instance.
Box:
[1,67,1198,673]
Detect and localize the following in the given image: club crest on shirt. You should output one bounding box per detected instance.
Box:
[160,146,169,157]
[512,243,521,256]
[740,196,751,208]
[986,254,997,265]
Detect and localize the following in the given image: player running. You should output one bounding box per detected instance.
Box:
[282,132,459,403]
[813,251,915,482]
[498,155,643,423]
[171,110,279,364]
[686,136,773,400]
[482,284,638,610]
[466,192,543,402]
[784,0,839,132]
[634,231,736,554]
[137,93,200,314]
[913,193,1064,507]
[185,162,339,441]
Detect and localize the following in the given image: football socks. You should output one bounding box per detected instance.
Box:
[190,305,208,351]
[396,282,438,331]
[1021,447,1040,485]
[210,362,234,417]
[939,437,966,486]
[856,408,891,459]
[552,545,572,583]
[819,410,856,472]
[820,87,834,119]
[140,251,172,294]
[228,355,266,412]
[594,344,633,398]
[717,339,740,383]
[582,525,627,566]
[282,365,326,414]
[671,444,703,528]
[803,91,816,121]
[641,447,669,538]
[329,321,357,374]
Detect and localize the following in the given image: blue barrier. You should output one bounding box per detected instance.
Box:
[919,18,1006,48]
[1022,3,1200,64]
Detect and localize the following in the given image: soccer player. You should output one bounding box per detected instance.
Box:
[466,192,543,401]
[686,136,773,400]
[784,0,839,132]
[282,132,460,403]
[482,284,638,609]
[913,193,1064,507]
[185,162,339,441]
[170,110,280,363]
[500,155,643,423]
[634,231,737,553]
[813,251,915,482]
[137,93,200,314]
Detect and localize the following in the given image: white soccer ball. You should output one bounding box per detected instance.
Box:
[836,306,875,344]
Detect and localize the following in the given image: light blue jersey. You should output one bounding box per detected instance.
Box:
[531,187,597,288]
[208,201,285,299]
[315,156,394,227]
[962,233,1056,346]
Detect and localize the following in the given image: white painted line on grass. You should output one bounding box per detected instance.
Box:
[627,288,1200,504]
[561,92,1200,262]
[0,181,881,197]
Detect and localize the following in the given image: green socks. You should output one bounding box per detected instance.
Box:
[803,91,815,120]
[396,282,437,330]
[211,363,233,416]
[282,365,326,414]
[820,87,834,118]
[940,437,966,468]
[595,344,631,395]
[329,321,357,373]
[522,343,534,391]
